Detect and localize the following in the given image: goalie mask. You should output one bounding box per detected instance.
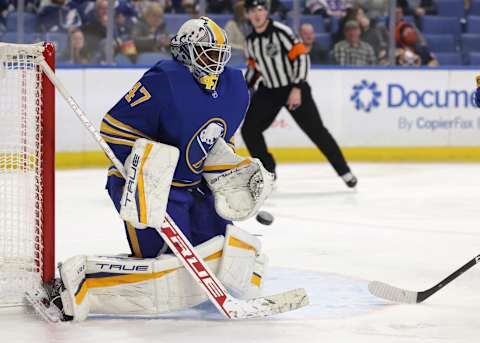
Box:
[170,17,231,92]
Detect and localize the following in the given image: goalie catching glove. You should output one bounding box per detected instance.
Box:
[203,138,275,221]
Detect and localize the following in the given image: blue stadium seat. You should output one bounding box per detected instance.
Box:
[46,32,68,56]
[469,1,480,16]
[137,52,170,65]
[378,15,414,28]
[329,16,339,33]
[467,15,480,33]
[436,0,465,17]
[435,52,463,65]
[468,52,480,65]
[282,0,293,11]
[115,53,133,65]
[421,16,461,37]
[1,32,42,43]
[289,15,324,33]
[164,14,194,34]
[424,34,457,52]
[461,33,480,53]
[315,33,331,49]
[403,15,415,25]
[6,12,38,33]
[209,14,233,29]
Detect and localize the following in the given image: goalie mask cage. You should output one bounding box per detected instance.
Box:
[0,42,55,306]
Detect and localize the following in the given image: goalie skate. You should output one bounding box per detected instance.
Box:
[25,285,64,323]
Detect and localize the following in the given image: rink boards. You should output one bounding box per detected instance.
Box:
[53,67,480,168]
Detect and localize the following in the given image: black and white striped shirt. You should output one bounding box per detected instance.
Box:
[245,19,310,89]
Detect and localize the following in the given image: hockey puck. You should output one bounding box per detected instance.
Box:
[256,211,274,226]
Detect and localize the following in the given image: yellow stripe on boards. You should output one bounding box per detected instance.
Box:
[75,268,178,305]
[228,236,256,252]
[138,143,153,224]
[235,147,480,162]
[54,147,480,170]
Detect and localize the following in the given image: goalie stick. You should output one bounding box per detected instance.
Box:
[33,56,309,320]
[368,254,480,304]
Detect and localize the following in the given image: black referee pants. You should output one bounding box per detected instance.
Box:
[241,83,351,176]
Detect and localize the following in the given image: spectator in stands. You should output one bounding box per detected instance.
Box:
[131,2,169,54]
[60,27,91,63]
[4,0,39,13]
[333,20,376,65]
[224,1,250,51]
[332,6,360,44]
[81,0,108,54]
[115,0,138,25]
[0,0,8,32]
[132,0,172,15]
[185,0,200,14]
[397,0,437,17]
[305,0,354,17]
[207,0,231,13]
[114,2,137,61]
[356,6,388,64]
[270,0,289,19]
[395,20,438,66]
[354,0,387,19]
[299,23,329,64]
[171,0,199,14]
[395,6,425,45]
[38,0,82,32]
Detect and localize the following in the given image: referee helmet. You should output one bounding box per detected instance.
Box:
[245,0,269,10]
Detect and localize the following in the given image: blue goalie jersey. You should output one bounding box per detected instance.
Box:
[102,59,249,189]
[101,60,249,257]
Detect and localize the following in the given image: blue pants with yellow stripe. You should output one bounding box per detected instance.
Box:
[106,175,231,258]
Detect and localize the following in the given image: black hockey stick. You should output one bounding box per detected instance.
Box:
[368,254,480,304]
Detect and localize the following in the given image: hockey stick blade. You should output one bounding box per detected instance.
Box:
[368,281,418,304]
[225,288,309,319]
[369,254,480,304]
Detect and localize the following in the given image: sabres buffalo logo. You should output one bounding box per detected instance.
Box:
[186,118,227,174]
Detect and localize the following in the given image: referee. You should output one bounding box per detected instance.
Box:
[241,0,357,188]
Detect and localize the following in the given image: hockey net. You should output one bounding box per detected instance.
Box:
[0,42,55,306]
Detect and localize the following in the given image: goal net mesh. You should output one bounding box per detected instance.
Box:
[0,43,45,306]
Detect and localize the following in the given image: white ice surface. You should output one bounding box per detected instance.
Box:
[1,163,480,343]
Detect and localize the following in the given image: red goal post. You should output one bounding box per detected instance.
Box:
[0,42,55,306]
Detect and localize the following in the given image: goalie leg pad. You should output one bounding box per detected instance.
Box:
[217,224,268,297]
[59,237,224,320]
[120,138,180,229]
[58,255,89,321]
[203,138,275,221]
